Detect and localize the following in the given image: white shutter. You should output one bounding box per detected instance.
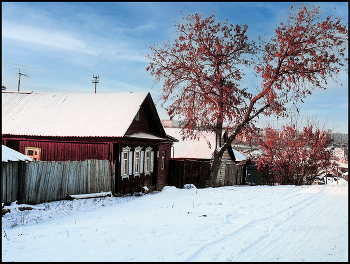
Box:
[128,150,133,175]
[150,151,154,173]
[120,152,124,176]
[140,151,144,173]
[133,150,136,174]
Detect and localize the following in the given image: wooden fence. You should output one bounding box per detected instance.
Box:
[168,159,247,189]
[2,161,24,205]
[2,159,112,205]
[168,160,211,188]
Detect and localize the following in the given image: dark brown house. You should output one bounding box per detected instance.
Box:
[2,91,176,194]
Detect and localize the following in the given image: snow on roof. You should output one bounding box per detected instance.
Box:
[125,132,166,140]
[2,92,148,137]
[2,145,33,162]
[164,127,247,161]
[338,163,348,169]
[232,148,248,162]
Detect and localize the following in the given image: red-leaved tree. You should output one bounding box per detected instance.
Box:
[255,124,334,185]
[146,4,348,187]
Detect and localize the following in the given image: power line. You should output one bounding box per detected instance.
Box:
[4,61,41,70]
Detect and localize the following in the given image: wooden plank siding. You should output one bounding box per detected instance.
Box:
[19,140,110,161]
[1,159,112,205]
[2,136,112,162]
[168,159,247,189]
[2,162,22,205]
[168,159,211,189]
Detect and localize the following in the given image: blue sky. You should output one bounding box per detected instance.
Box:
[2,2,348,133]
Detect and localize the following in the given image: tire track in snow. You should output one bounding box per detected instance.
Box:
[231,186,329,261]
[234,184,348,261]
[238,184,348,262]
[184,186,328,262]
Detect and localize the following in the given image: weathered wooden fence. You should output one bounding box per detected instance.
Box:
[2,159,112,205]
[168,160,211,188]
[2,161,25,205]
[168,159,247,189]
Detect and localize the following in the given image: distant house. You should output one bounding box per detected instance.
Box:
[2,91,176,194]
[164,127,251,186]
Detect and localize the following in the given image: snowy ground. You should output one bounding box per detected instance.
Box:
[2,180,348,262]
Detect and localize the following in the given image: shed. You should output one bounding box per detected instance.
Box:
[164,127,248,161]
[164,127,251,187]
[2,91,176,194]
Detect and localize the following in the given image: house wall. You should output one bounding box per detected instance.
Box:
[113,139,173,194]
[125,103,154,136]
[2,137,112,162]
[157,143,172,189]
[3,136,174,194]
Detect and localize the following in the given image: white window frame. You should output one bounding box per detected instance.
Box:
[140,150,144,174]
[134,146,142,176]
[145,147,154,175]
[121,146,131,179]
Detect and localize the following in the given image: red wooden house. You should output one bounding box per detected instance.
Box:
[2,91,177,194]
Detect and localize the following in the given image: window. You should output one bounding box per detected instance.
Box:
[135,152,140,174]
[25,147,41,161]
[122,152,128,176]
[161,151,166,171]
[145,147,154,174]
[134,146,142,176]
[121,146,132,178]
[145,151,150,173]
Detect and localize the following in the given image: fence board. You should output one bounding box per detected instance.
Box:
[2,159,111,205]
[169,159,243,189]
[1,162,20,204]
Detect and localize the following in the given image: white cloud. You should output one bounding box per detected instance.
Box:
[2,21,98,55]
[2,21,150,63]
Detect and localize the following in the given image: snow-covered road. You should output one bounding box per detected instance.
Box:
[2,180,348,262]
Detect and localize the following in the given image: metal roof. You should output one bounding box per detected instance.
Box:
[125,132,168,140]
[164,127,248,161]
[2,145,33,162]
[2,91,149,138]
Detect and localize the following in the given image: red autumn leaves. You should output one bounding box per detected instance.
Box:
[255,124,334,185]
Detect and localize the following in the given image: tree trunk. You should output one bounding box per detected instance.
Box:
[206,131,232,187]
[206,124,224,187]
[206,104,270,188]
[207,149,222,187]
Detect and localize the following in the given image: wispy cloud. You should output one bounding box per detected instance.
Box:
[2,20,150,63]
[2,22,96,54]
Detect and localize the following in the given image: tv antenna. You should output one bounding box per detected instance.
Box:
[92,75,99,93]
[14,68,30,91]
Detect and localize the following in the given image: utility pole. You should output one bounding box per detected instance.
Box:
[92,75,99,93]
[14,68,29,92]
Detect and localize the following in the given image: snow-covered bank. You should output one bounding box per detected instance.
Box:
[2,180,348,262]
